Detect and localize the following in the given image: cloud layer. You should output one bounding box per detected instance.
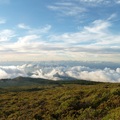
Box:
[0,63,120,82]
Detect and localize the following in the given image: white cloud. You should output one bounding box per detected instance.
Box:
[0,66,27,79]
[8,35,41,53]
[0,29,15,42]
[84,20,111,33]
[1,24,52,54]
[17,35,40,43]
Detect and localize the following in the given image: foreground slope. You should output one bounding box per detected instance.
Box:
[0,78,120,120]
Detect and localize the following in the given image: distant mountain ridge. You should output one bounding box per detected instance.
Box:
[0,76,101,87]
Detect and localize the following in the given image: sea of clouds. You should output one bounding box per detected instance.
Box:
[0,61,120,82]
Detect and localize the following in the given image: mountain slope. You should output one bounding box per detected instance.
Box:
[0,76,100,87]
[0,82,120,119]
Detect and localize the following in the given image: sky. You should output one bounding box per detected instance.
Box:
[0,0,120,62]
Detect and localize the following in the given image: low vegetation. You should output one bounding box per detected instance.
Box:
[0,78,120,120]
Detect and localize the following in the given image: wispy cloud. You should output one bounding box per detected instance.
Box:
[18,23,51,34]
[107,13,117,21]
[48,0,120,19]
[18,23,30,30]
[75,0,120,5]
[77,0,111,5]
[28,25,52,34]
[76,0,120,5]
[48,2,86,17]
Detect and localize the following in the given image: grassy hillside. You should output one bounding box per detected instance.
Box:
[0,78,120,120]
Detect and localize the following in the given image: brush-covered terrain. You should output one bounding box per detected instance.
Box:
[0,77,120,120]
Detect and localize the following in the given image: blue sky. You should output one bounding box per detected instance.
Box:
[0,0,120,62]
